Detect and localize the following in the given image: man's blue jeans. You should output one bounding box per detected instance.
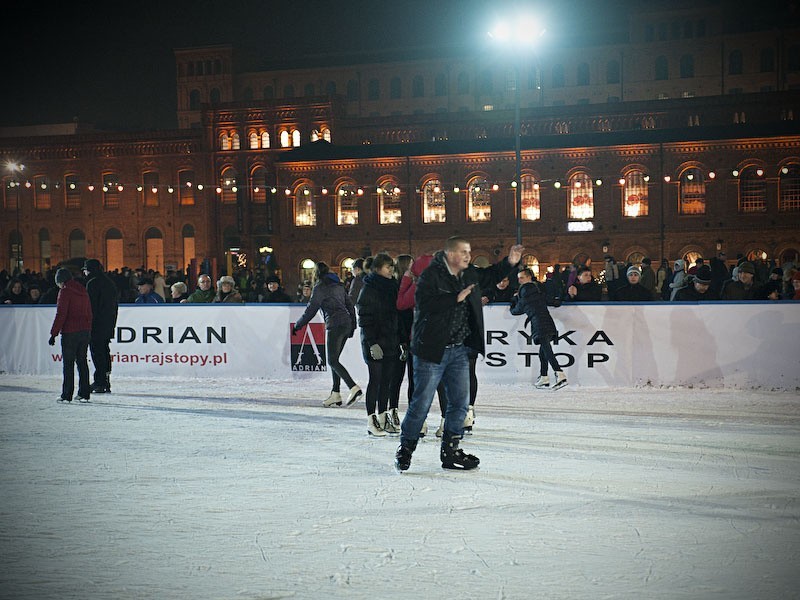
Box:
[400,344,469,446]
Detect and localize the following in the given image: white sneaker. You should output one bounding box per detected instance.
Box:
[419,421,428,437]
[322,391,342,407]
[390,408,401,429]
[463,406,475,428]
[379,411,399,435]
[434,417,445,438]
[368,414,387,436]
[346,385,363,406]
[552,371,568,390]
[535,375,550,389]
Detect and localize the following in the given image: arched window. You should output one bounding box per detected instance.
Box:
[552,64,565,88]
[179,170,195,206]
[336,183,359,226]
[291,129,301,147]
[521,254,541,280]
[310,129,320,142]
[220,133,230,150]
[231,133,240,150]
[739,166,766,212]
[467,177,491,222]
[261,132,270,148]
[294,185,316,227]
[189,90,201,110]
[623,170,649,217]
[577,63,590,86]
[322,128,331,142]
[251,167,267,204]
[679,168,705,214]
[779,164,800,211]
[655,56,668,80]
[390,77,402,99]
[378,181,402,224]
[423,179,446,223]
[145,227,164,272]
[412,75,424,98]
[521,174,540,221]
[760,47,775,72]
[457,72,469,95]
[434,73,446,96]
[606,60,620,84]
[729,50,743,75]
[249,132,259,149]
[105,227,123,272]
[568,172,594,220]
[181,224,195,271]
[69,229,86,259]
[368,78,380,100]
[220,167,238,205]
[680,54,694,78]
[280,130,290,148]
[142,171,159,207]
[34,175,50,210]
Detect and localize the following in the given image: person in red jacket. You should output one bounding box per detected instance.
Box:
[49,268,93,403]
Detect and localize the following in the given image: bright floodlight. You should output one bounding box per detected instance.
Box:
[488,16,546,48]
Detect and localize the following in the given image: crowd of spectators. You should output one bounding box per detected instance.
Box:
[2,250,799,306]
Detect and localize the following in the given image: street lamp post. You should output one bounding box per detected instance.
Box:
[5,162,25,272]
[488,18,545,246]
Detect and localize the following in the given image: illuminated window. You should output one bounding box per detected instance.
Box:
[65,175,80,209]
[292,129,301,147]
[337,183,359,225]
[568,172,594,220]
[103,173,120,208]
[294,185,316,226]
[249,132,259,149]
[423,179,446,223]
[220,133,230,150]
[34,175,50,210]
[739,166,766,212]
[521,254,540,280]
[378,183,402,224]
[311,129,320,142]
[280,131,290,148]
[231,133,240,150]
[322,128,331,142]
[779,164,800,211]
[521,175,540,221]
[261,132,270,148]
[143,172,159,207]
[220,167,238,205]
[679,168,705,214]
[467,177,491,222]
[179,170,195,206]
[251,167,267,204]
[623,170,649,217]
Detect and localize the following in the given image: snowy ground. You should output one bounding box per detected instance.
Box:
[1,375,799,600]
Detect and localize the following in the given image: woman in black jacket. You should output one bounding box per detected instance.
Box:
[510,268,567,390]
[356,253,402,436]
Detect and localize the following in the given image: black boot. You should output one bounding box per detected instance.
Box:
[440,435,480,470]
[395,440,417,472]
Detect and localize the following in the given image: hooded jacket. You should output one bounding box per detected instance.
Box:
[295,273,356,332]
[84,266,119,340]
[357,272,400,361]
[509,280,558,344]
[50,279,92,336]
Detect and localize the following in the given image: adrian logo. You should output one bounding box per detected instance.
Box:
[291,323,327,371]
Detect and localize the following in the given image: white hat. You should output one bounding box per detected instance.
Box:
[217,275,235,286]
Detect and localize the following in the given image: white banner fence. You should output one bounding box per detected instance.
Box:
[1,303,797,389]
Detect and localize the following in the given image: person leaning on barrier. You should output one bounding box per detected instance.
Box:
[170,281,189,302]
[566,266,602,302]
[721,261,758,300]
[213,275,244,303]
[674,265,717,301]
[181,274,215,303]
[613,266,655,302]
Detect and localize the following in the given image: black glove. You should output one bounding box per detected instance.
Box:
[48,335,56,346]
[291,324,299,335]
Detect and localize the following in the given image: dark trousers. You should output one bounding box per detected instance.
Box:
[366,357,401,415]
[89,336,111,386]
[326,326,356,392]
[538,335,562,376]
[61,331,91,400]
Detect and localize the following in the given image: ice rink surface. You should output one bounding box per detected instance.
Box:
[1,375,798,600]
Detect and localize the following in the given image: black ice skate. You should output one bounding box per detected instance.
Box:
[440,435,480,470]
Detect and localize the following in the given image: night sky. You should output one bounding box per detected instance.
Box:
[1,0,794,132]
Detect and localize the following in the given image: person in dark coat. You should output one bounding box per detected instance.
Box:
[83,259,119,393]
[1,278,30,304]
[674,265,717,301]
[348,258,365,303]
[49,268,93,402]
[293,261,362,408]
[395,237,523,472]
[566,266,602,302]
[510,267,567,390]
[639,258,657,299]
[261,274,292,303]
[614,266,655,301]
[721,261,758,300]
[356,253,402,436]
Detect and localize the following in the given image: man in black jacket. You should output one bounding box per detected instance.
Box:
[83,259,119,393]
[395,237,523,472]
